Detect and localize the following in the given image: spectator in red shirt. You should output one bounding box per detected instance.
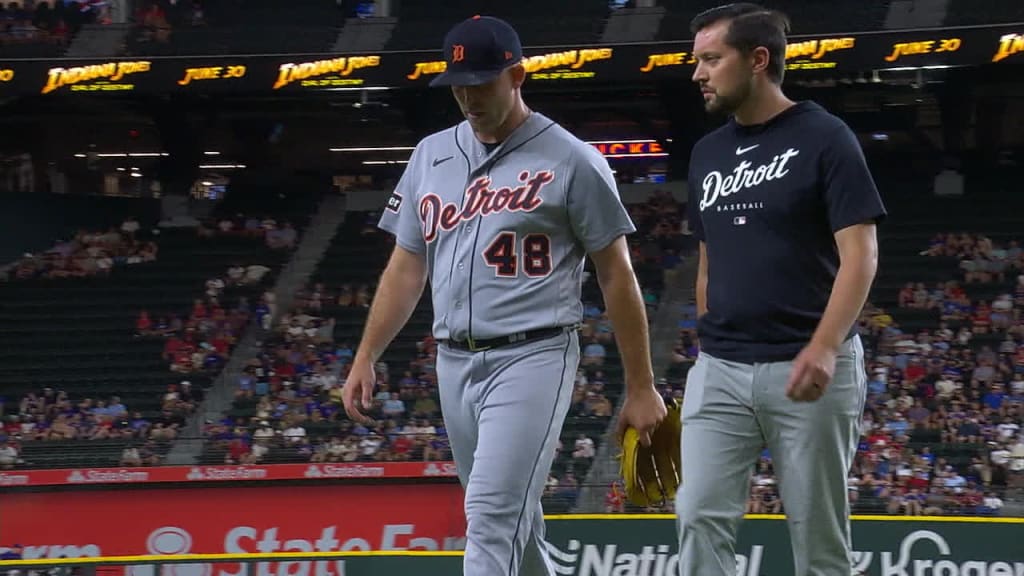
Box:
[391,434,413,461]
[905,357,926,383]
[226,438,251,464]
[163,335,184,361]
[274,361,296,380]
[209,333,230,356]
[907,468,930,491]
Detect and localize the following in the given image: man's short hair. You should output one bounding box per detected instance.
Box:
[690,3,791,84]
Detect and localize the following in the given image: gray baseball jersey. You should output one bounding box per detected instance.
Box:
[378,111,636,342]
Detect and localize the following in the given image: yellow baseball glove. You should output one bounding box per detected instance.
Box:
[619,397,682,507]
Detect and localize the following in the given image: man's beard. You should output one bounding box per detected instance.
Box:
[705,79,752,116]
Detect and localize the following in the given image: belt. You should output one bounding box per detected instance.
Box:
[443,326,571,352]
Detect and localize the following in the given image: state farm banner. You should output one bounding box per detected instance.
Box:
[0,483,467,561]
[0,461,457,489]
[4,505,1023,576]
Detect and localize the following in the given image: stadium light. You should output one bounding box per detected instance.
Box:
[330,146,415,152]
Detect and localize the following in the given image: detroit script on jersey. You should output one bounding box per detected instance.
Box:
[697,148,800,212]
[378,112,637,342]
[419,171,555,243]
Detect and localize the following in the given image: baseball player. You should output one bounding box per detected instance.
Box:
[678,4,887,575]
[341,15,666,576]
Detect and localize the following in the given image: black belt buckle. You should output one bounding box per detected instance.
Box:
[465,336,492,352]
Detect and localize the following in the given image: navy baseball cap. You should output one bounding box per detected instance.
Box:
[430,15,523,87]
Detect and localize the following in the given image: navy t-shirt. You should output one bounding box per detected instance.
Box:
[687,101,887,364]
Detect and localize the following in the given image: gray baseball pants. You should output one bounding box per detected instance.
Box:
[437,328,579,576]
[675,335,867,576]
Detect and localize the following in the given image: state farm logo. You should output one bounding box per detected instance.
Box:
[185,466,268,481]
[423,463,457,477]
[0,472,30,486]
[225,525,465,555]
[126,527,211,576]
[67,469,149,484]
[305,464,386,478]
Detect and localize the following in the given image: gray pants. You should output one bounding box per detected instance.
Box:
[675,335,867,576]
[437,329,579,576]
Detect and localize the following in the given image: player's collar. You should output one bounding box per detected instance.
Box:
[460,112,554,174]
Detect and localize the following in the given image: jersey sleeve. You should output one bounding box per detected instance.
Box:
[377,148,426,254]
[820,123,888,233]
[566,144,637,253]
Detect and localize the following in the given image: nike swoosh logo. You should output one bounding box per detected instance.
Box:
[736,145,759,155]
[432,156,454,167]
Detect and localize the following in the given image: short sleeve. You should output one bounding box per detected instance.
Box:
[377,149,426,254]
[820,124,887,233]
[686,148,706,242]
[566,144,637,253]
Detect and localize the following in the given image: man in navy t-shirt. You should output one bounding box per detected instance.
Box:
[676,3,886,576]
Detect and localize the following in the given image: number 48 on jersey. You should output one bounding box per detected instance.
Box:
[483,232,552,278]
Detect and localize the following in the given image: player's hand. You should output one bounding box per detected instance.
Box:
[786,341,837,402]
[342,358,377,424]
[616,385,667,448]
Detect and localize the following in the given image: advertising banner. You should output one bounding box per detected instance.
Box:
[0,484,467,561]
[0,25,1021,97]
[0,461,457,489]
[542,516,1024,576]
[2,483,1023,576]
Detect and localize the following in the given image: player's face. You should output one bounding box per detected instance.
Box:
[692,19,754,115]
[451,66,523,139]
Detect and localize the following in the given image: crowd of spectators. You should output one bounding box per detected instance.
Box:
[139,292,250,377]
[133,0,177,44]
[198,214,299,252]
[0,207,296,470]
[120,222,283,463]
[0,375,208,468]
[0,0,108,50]
[136,214,282,378]
[208,255,625,476]
[204,276,456,466]
[0,388,162,468]
[921,233,1024,279]
[4,218,157,282]
[625,189,688,303]
[847,234,1023,515]
[1,217,284,468]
